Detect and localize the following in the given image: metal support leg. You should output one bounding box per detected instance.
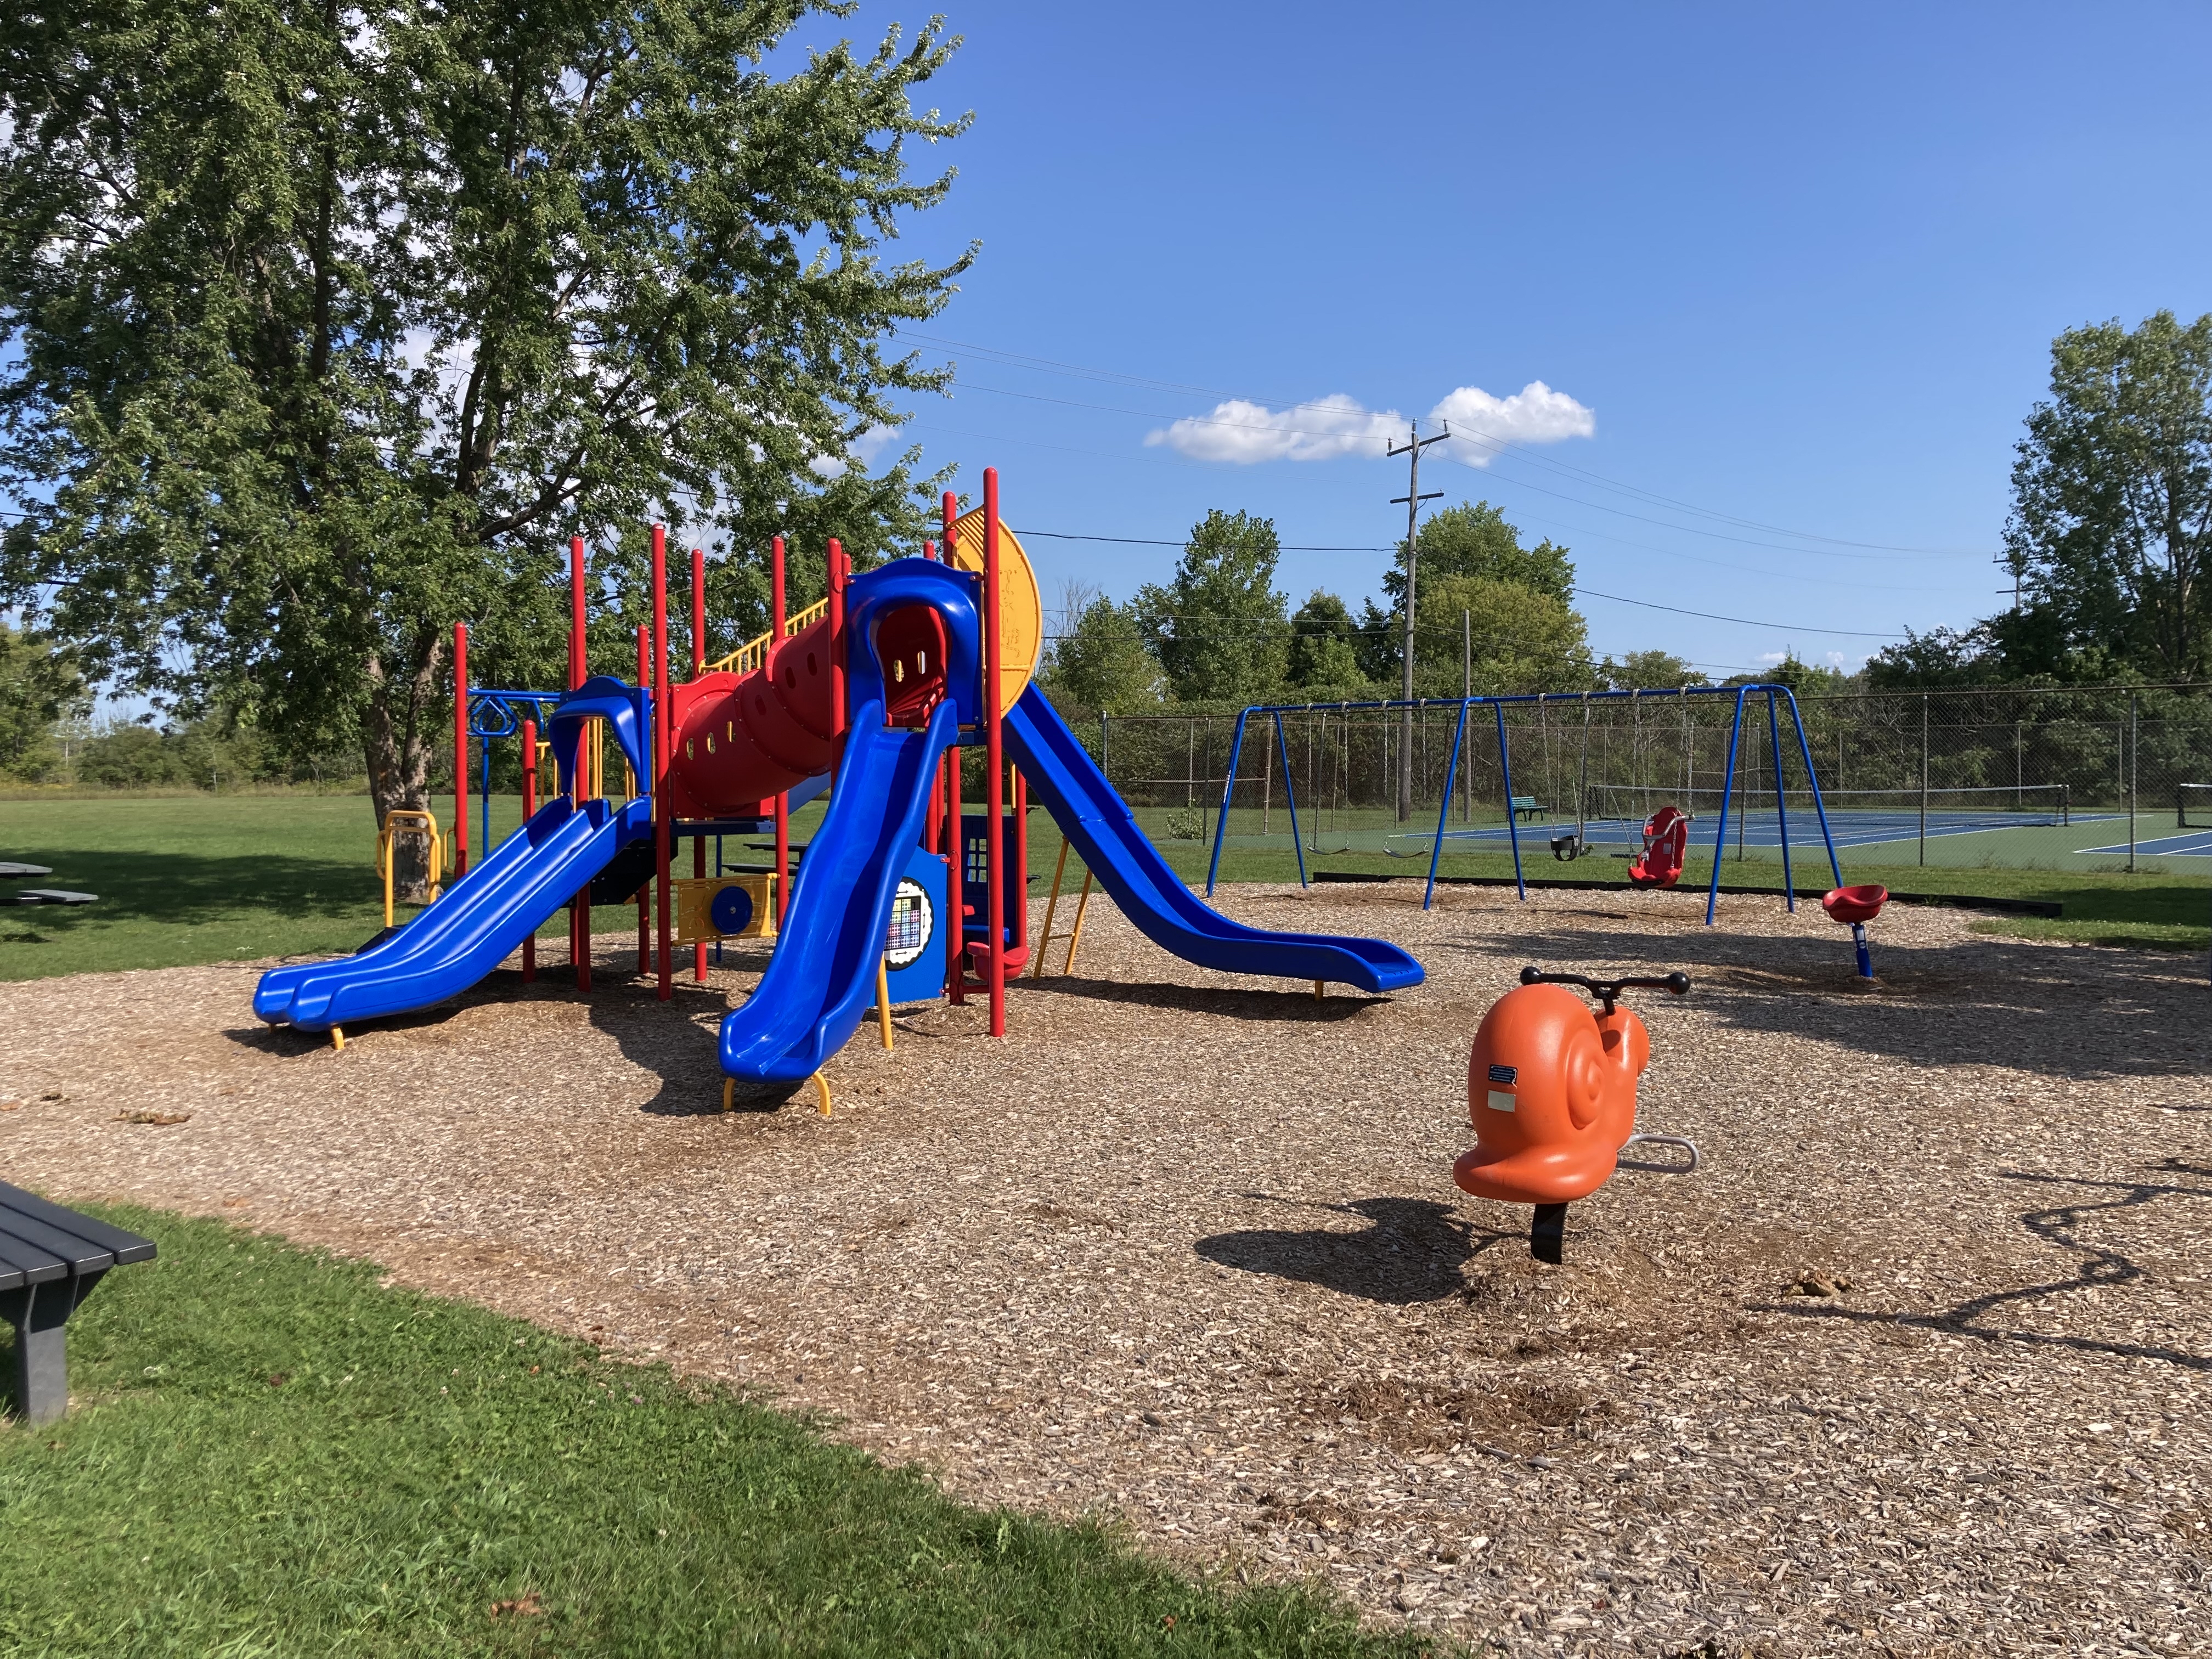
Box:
[1530,1204,1567,1265]
[3,1273,98,1424]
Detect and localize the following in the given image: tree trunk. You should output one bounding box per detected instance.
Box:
[363,636,446,902]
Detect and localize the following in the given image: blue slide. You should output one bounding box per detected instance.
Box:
[254,793,653,1034]
[720,673,1423,1087]
[718,697,960,1084]
[1005,684,1424,994]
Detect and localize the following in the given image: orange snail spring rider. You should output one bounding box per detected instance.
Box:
[1454,967,1699,1263]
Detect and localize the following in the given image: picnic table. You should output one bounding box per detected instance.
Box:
[0,1183,157,1423]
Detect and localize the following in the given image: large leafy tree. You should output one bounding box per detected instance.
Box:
[0,0,970,889]
[1044,594,1160,715]
[1413,574,1592,696]
[1284,590,1365,695]
[1133,510,1290,706]
[1384,500,1574,610]
[2003,311,2212,682]
[0,620,86,778]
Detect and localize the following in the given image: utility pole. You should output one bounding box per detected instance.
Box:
[1389,419,1448,821]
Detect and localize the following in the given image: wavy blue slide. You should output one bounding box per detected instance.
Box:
[719,680,1423,1087]
[253,794,653,1032]
[1006,684,1425,994]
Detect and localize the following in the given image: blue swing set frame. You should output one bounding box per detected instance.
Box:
[1204,682,1847,923]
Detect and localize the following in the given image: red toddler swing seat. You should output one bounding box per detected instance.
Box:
[1628,806,1690,888]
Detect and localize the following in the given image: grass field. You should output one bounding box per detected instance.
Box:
[0,1205,1420,1658]
[2,790,2204,983]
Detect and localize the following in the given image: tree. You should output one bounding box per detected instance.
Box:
[1413,575,1592,696]
[1133,510,1290,705]
[1045,596,1160,715]
[0,0,970,893]
[0,620,86,778]
[1602,650,1708,691]
[2003,311,2212,681]
[1383,500,1575,611]
[1285,591,1366,694]
[1352,597,1400,685]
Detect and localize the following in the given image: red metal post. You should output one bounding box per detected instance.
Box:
[568,535,590,989]
[942,492,963,1002]
[453,622,469,877]
[636,622,651,974]
[569,535,586,687]
[691,544,708,982]
[653,526,672,1001]
[772,535,789,929]
[827,538,846,759]
[520,716,537,982]
[984,467,1005,1037]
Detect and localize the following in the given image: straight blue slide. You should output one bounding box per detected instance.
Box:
[253,794,653,1033]
[718,697,958,1086]
[1006,684,1423,993]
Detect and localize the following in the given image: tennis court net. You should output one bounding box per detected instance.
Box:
[2181,783,2212,828]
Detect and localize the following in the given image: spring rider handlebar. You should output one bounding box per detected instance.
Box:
[1455,964,1697,1264]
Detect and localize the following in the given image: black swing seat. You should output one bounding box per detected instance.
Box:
[0,1182,156,1423]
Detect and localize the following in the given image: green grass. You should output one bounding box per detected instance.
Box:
[3,792,2204,983]
[1116,831,2212,955]
[0,792,828,982]
[0,1205,1432,1658]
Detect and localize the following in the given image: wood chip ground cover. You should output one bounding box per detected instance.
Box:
[2,884,2207,1656]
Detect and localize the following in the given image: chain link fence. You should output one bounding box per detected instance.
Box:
[1090,682,2212,874]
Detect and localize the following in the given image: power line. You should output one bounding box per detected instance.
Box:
[898,331,1994,558]
[1570,586,1899,638]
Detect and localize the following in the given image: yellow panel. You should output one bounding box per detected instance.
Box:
[674,873,777,943]
[945,507,1042,718]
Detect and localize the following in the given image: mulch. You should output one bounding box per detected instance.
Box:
[2,882,2207,1657]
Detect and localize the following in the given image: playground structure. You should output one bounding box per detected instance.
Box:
[1454,965,1697,1263]
[254,470,1425,1098]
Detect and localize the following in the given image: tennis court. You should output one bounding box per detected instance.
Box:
[2078,827,2212,859]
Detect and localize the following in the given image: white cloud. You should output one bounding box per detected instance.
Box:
[1431,381,1595,466]
[1146,382,1594,465]
[1144,394,1407,463]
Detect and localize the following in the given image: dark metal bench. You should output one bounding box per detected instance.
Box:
[0,1182,156,1423]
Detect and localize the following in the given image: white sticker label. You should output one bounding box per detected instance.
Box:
[1486,1090,1516,1113]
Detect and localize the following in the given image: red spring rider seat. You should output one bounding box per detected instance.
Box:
[1627,806,1690,888]
[1821,883,1888,980]
[1454,966,1690,1262]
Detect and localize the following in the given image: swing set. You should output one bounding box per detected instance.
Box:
[1208,682,1854,928]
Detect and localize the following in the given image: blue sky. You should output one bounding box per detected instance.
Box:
[811,0,2212,678]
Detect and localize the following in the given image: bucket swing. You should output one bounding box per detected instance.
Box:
[1453,966,1698,1263]
[1822,884,1888,980]
[1627,805,1691,888]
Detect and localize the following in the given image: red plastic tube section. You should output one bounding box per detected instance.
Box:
[660,602,949,821]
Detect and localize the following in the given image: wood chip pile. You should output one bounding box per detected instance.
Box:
[2,882,2207,1656]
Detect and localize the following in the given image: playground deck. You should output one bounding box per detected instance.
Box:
[1,889,2204,1656]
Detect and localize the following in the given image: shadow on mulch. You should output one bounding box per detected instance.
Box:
[1194,1195,1518,1305]
[1437,924,2202,1080]
[1013,975,1386,1023]
[1753,1158,2212,1372]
